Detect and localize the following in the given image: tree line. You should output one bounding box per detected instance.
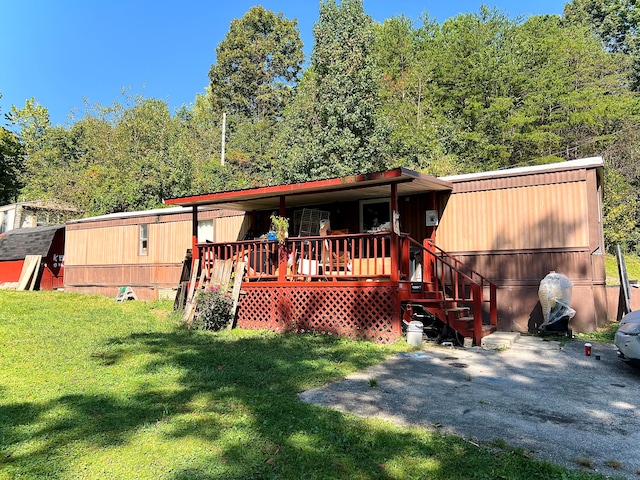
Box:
[1,0,639,253]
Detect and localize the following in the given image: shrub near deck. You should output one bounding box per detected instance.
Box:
[0,291,607,479]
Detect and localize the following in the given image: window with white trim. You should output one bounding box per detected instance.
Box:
[139,224,149,256]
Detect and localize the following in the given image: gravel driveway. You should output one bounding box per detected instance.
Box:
[300,336,640,479]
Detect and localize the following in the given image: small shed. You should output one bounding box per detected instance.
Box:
[0,225,65,289]
[63,206,247,300]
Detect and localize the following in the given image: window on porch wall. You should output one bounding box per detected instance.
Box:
[360,198,391,233]
[197,219,214,243]
[139,224,148,256]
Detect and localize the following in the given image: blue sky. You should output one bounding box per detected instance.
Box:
[1,0,568,127]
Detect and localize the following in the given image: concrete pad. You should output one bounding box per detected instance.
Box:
[301,337,640,479]
[480,331,520,350]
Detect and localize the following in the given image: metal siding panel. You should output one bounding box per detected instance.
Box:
[439,181,589,253]
[215,215,247,242]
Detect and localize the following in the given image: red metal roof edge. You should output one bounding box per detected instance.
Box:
[164,167,451,207]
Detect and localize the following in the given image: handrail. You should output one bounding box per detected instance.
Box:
[197,232,394,282]
[402,235,498,338]
[198,233,498,341]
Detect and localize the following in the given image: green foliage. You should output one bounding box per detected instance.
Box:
[0,118,23,204]
[269,213,289,244]
[208,6,303,176]
[209,5,303,119]
[276,0,391,181]
[565,0,640,92]
[193,286,234,331]
[0,291,608,479]
[603,168,640,253]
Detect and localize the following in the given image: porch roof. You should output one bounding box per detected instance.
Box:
[164,167,452,211]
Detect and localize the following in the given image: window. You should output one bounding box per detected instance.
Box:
[139,224,149,256]
[359,199,391,232]
[197,219,214,243]
[0,209,15,233]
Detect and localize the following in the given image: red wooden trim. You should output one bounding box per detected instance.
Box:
[165,169,405,205]
[164,167,454,207]
[191,205,199,263]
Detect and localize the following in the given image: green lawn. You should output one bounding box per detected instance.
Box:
[0,291,609,479]
[605,252,640,285]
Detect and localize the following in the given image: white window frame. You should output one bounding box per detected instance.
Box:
[359,198,391,233]
[139,224,149,256]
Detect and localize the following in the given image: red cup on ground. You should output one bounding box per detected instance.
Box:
[585,343,592,356]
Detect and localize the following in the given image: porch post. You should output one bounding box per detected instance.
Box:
[191,205,199,266]
[428,191,437,243]
[278,195,287,282]
[390,183,399,282]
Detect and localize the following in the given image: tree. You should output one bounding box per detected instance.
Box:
[603,168,640,253]
[0,123,22,205]
[373,14,459,175]
[208,6,303,175]
[7,99,79,204]
[564,0,640,89]
[209,5,303,119]
[277,0,391,181]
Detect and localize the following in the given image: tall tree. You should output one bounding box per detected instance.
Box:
[7,99,79,204]
[0,122,23,204]
[208,6,303,175]
[277,0,391,181]
[373,14,459,175]
[564,0,640,89]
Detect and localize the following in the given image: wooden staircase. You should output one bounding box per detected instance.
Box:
[399,237,498,346]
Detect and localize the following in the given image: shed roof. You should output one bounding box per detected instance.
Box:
[0,225,64,262]
[164,167,452,211]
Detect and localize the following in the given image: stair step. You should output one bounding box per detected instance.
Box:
[407,297,443,306]
[445,307,469,313]
[445,307,470,320]
[419,291,444,300]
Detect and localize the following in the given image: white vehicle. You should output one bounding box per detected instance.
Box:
[615,310,640,364]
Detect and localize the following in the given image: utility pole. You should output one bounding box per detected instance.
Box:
[221,112,226,165]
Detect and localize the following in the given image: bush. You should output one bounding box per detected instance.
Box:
[194,286,234,331]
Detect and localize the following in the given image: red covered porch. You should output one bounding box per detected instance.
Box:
[165,168,497,344]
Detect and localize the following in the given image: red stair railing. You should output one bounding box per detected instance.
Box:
[401,235,498,343]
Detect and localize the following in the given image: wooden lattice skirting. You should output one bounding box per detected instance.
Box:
[236,284,402,344]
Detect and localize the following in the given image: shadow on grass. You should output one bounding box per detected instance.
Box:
[0,330,603,479]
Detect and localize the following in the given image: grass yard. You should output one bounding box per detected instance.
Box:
[605,252,640,285]
[0,291,609,480]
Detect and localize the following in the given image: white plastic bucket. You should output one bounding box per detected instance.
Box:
[406,321,424,347]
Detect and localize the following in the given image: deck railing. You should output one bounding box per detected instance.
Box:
[197,232,394,282]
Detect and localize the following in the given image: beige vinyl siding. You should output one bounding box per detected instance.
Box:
[215,215,249,242]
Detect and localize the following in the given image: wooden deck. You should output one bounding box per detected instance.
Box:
[196,232,498,345]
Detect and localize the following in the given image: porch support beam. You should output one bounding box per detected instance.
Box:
[278,195,286,282]
[390,183,399,282]
[191,205,199,262]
